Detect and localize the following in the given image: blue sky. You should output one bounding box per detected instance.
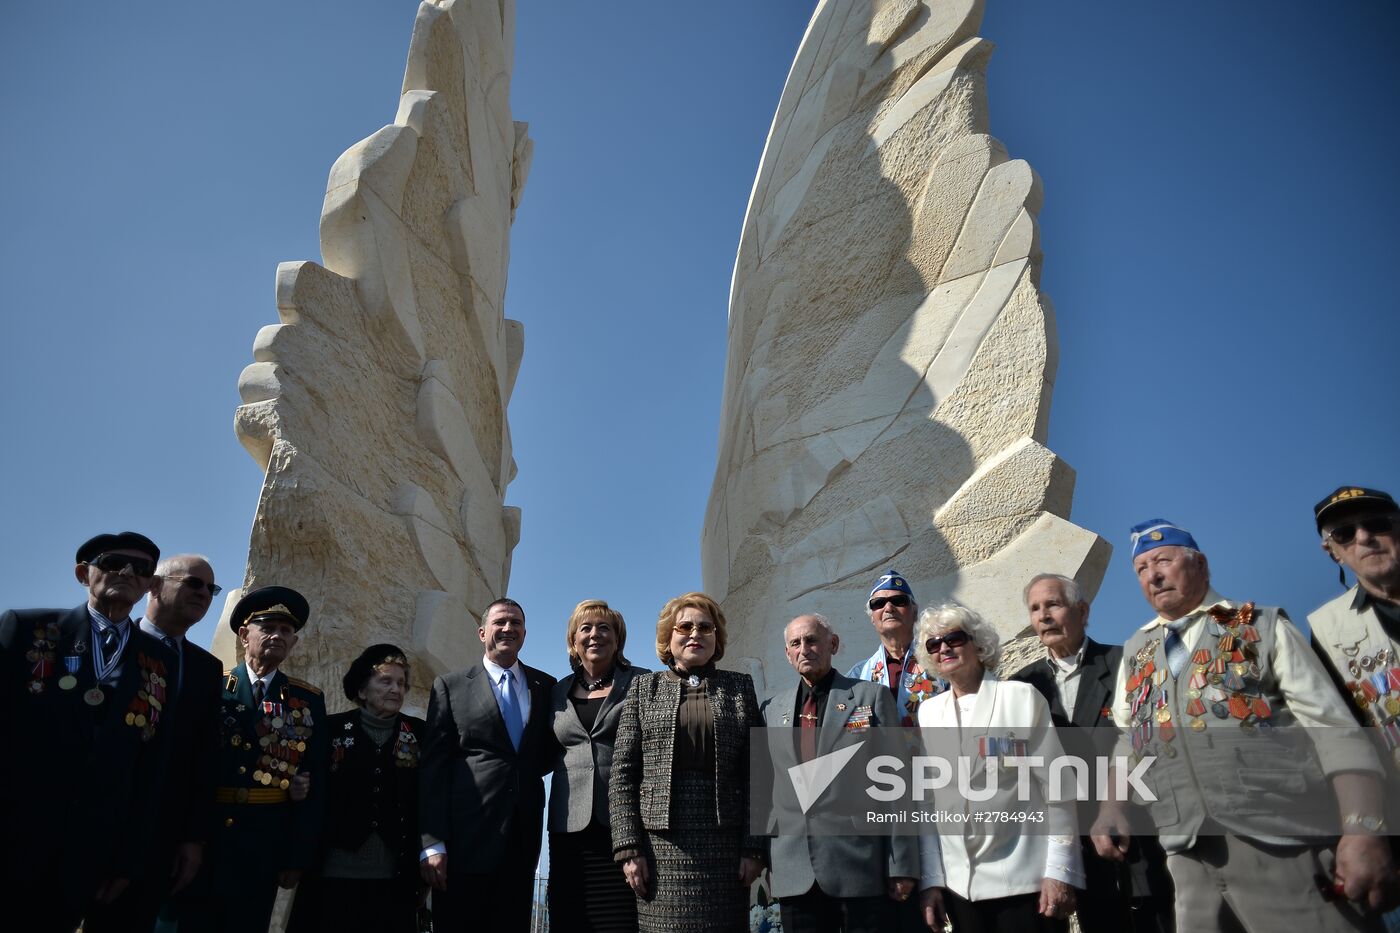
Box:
[2,1,1397,679]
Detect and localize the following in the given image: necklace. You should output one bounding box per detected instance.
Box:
[580,668,614,692]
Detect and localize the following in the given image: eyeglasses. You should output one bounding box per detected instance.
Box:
[925,630,970,653]
[868,594,911,612]
[169,576,224,597]
[673,620,717,636]
[88,553,156,577]
[1327,516,1398,546]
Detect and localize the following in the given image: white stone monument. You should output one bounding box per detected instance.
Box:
[701,0,1109,692]
[218,0,532,708]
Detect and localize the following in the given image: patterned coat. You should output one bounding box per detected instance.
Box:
[608,668,761,855]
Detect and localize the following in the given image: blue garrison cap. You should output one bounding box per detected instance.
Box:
[1129,519,1199,559]
[869,569,914,600]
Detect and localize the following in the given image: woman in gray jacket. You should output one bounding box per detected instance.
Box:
[549,599,646,932]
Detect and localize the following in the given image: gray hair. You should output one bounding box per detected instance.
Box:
[784,613,838,651]
[1022,573,1084,608]
[914,603,1001,674]
[155,554,213,577]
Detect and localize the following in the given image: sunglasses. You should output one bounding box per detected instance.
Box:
[868,594,911,612]
[1327,516,1398,546]
[925,630,970,653]
[673,620,717,636]
[88,552,156,577]
[168,576,224,597]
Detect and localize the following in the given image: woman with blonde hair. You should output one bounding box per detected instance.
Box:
[548,599,647,932]
[608,592,763,932]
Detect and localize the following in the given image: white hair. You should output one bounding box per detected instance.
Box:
[914,603,1001,674]
[155,554,213,577]
[1022,573,1084,608]
[785,613,837,650]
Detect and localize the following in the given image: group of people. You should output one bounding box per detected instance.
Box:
[3,481,1398,933]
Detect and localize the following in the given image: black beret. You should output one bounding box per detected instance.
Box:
[229,585,311,633]
[342,643,410,703]
[1314,486,1398,533]
[76,531,159,565]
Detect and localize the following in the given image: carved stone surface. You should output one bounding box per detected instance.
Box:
[216,0,531,708]
[702,0,1109,693]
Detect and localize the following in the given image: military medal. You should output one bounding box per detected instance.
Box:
[84,687,105,705]
[59,656,80,690]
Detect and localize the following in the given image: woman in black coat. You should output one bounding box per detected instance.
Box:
[289,643,426,933]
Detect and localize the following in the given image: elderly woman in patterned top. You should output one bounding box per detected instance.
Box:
[609,592,763,932]
[289,644,426,933]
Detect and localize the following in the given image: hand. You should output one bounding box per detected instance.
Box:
[920,886,947,931]
[738,856,763,886]
[93,877,130,904]
[277,869,303,889]
[170,842,205,893]
[1335,834,1400,912]
[421,852,448,891]
[623,856,651,897]
[1039,878,1075,918]
[887,876,915,902]
[289,772,311,802]
[1089,804,1131,862]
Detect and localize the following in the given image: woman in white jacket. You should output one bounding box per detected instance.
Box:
[915,604,1084,932]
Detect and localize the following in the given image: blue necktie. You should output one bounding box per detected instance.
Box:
[499,672,524,749]
[1164,620,1190,679]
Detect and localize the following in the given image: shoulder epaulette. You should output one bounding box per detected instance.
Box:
[285,676,322,695]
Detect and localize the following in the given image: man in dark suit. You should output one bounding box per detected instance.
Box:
[178,585,330,933]
[1010,573,1173,933]
[761,613,918,933]
[86,553,225,932]
[419,597,557,932]
[0,531,178,933]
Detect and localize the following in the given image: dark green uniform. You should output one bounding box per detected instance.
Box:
[178,662,329,933]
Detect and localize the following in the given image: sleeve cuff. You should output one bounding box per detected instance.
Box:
[1044,836,1085,889]
[419,842,446,861]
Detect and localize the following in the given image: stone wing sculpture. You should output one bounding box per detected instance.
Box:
[701,0,1109,690]
[220,0,531,706]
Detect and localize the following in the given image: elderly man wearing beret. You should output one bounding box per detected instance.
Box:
[846,570,945,727]
[1092,519,1396,933]
[1307,487,1400,932]
[0,530,178,933]
[178,585,330,933]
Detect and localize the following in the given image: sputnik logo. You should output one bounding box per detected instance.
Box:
[788,743,863,814]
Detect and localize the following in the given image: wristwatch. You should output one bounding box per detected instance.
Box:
[1342,813,1387,833]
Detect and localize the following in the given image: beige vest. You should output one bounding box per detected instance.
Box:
[1308,587,1400,768]
[1121,603,1334,852]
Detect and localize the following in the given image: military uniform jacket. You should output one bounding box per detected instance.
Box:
[1114,593,1379,853]
[759,672,918,899]
[318,709,425,882]
[213,662,330,873]
[0,605,177,889]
